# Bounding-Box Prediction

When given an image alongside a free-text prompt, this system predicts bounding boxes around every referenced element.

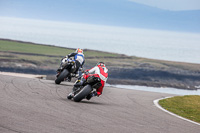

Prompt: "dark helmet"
[97,62,108,72]
[96,62,105,67]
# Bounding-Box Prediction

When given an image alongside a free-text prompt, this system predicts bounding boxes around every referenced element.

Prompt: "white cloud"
[128,0,200,11]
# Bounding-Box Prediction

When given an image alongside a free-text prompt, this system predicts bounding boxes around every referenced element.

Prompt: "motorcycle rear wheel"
[55,69,69,84]
[73,85,92,102]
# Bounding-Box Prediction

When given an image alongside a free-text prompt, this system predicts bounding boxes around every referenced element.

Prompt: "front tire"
[55,69,69,84]
[73,85,92,102]
[67,93,73,99]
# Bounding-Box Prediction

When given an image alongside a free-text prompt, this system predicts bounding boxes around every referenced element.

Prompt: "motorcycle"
[67,75,102,102]
[55,58,77,84]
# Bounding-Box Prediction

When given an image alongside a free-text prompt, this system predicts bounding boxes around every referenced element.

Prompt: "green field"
[1,39,200,90]
[0,39,121,68]
[159,95,200,123]
[1,39,200,69]
[0,39,120,57]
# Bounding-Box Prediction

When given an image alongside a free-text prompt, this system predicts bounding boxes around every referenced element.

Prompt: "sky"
[0,0,199,63]
[0,0,200,32]
[128,0,200,11]
[1,0,200,12]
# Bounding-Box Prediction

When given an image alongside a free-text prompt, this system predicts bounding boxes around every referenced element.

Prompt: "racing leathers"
[83,65,108,96]
[67,52,85,75]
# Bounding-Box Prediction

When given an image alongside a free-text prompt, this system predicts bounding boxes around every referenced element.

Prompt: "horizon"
[0,17,199,64]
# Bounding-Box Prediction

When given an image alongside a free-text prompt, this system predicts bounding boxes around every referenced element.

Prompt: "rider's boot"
[74,69,81,78]
[75,71,79,78]
[67,76,71,82]
[86,91,97,100]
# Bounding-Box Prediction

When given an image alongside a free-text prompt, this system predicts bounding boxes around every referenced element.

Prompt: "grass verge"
[0,39,120,68]
[159,95,200,123]
[0,39,119,57]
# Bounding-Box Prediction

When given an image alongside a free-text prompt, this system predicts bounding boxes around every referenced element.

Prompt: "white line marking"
[153,97,200,126]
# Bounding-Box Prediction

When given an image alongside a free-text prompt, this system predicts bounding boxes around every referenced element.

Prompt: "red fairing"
[97,80,105,96]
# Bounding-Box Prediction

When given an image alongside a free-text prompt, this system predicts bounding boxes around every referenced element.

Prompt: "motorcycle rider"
[68,62,108,100]
[57,48,85,78]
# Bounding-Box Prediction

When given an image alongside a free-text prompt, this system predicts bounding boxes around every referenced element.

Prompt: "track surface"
[0,74,199,133]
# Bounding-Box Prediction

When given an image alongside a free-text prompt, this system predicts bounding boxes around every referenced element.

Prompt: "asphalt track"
[0,74,199,133]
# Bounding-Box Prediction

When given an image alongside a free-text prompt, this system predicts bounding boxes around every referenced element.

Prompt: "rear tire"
[73,85,92,102]
[55,69,69,84]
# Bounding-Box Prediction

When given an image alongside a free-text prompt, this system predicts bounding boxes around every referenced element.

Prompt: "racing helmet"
[75,48,83,54]
[96,62,105,67]
[97,62,108,73]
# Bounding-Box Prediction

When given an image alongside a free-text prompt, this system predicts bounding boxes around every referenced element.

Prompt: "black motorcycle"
[55,58,77,84]
[67,75,102,102]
